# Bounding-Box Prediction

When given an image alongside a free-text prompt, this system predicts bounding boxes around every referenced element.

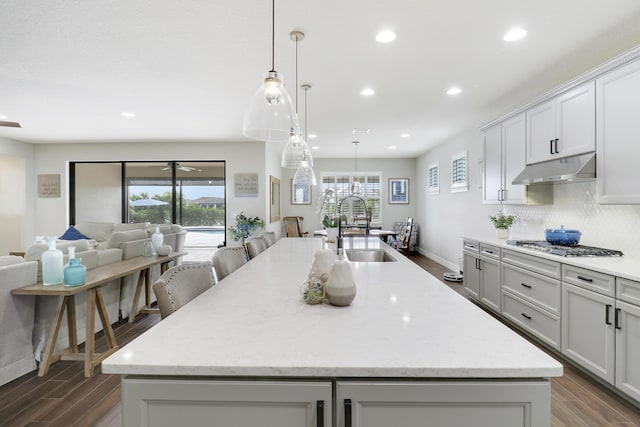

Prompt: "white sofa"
[0,256,38,386]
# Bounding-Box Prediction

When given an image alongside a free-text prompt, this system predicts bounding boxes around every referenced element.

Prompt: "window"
[321,173,382,225]
[451,151,468,192]
[428,163,439,193]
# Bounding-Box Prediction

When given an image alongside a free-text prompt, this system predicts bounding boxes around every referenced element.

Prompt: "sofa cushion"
[106,229,148,249]
[59,225,90,241]
[0,255,25,267]
[113,223,148,232]
[74,222,115,242]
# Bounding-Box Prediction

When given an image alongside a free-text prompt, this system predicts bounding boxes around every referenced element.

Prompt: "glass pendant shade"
[281,130,305,168]
[351,178,362,195]
[243,71,299,142]
[293,156,317,187]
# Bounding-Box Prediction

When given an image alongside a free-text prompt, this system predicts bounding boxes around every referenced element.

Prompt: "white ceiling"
[2,0,640,158]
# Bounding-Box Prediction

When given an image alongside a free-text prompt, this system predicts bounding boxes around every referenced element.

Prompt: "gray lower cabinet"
[121,378,331,427]
[335,381,551,427]
[615,298,640,401]
[479,245,501,313]
[462,240,480,300]
[121,377,553,427]
[561,282,615,383]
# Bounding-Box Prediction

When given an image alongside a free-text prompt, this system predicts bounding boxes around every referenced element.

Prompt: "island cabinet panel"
[121,378,332,427]
[336,381,551,427]
[615,300,640,402]
[462,240,480,300]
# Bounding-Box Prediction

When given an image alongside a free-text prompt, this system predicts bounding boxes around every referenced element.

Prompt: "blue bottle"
[64,258,87,287]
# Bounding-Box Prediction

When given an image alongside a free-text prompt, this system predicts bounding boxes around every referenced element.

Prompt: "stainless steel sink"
[345,249,397,262]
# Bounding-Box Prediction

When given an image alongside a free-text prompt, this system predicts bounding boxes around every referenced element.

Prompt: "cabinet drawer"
[562,265,615,297]
[502,263,561,315]
[480,243,500,260]
[617,277,640,306]
[463,239,479,254]
[502,291,561,350]
[501,249,561,279]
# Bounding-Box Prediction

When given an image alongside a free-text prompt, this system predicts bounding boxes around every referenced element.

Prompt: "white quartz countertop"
[464,235,640,282]
[103,237,562,378]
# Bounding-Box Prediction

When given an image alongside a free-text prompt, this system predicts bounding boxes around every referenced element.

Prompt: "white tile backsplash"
[504,181,640,258]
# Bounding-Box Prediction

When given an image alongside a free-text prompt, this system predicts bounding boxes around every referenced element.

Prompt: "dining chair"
[152,261,215,319]
[245,236,268,260]
[211,246,248,282]
[260,231,278,247]
[282,216,308,237]
[397,217,414,256]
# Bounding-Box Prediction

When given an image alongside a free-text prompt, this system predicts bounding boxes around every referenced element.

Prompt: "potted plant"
[488,211,517,239]
[229,212,265,243]
[322,214,340,243]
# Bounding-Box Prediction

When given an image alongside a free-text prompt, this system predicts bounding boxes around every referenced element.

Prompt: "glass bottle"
[151,226,164,256]
[42,237,63,286]
[64,258,87,287]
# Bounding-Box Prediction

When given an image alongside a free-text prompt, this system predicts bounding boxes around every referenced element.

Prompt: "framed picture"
[389,178,409,204]
[291,179,311,205]
[270,176,280,223]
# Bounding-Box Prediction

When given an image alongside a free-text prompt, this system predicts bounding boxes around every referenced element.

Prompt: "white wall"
[282,157,417,234]
[0,138,36,251]
[30,140,266,245]
[75,163,122,223]
[263,142,284,238]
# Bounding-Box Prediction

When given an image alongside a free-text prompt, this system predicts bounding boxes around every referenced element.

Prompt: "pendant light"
[350,141,362,195]
[242,0,298,142]
[293,84,317,186]
[281,30,308,168]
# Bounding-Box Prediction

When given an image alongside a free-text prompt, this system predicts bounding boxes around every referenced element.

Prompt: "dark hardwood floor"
[1,253,638,426]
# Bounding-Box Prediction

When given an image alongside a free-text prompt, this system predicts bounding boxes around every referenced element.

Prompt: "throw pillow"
[59,226,90,241]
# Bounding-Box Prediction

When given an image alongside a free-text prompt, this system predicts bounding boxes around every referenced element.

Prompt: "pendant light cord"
[270,0,275,72]
[295,36,299,114]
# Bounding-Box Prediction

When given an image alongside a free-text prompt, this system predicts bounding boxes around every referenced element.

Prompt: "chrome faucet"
[336,195,370,254]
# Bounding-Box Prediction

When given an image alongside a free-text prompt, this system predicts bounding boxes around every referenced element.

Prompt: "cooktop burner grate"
[506,240,624,257]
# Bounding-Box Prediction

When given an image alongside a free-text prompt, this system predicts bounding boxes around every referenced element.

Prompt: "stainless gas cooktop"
[506,240,624,257]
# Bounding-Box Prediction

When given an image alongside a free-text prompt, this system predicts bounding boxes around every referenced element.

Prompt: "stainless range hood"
[512,152,596,185]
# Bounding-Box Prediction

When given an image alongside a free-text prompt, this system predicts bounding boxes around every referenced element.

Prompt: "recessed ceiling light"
[360,88,375,96]
[376,30,396,43]
[400,133,410,138]
[352,128,371,134]
[121,111,136,118]
[311,146,319,150]
[308,133,318,139]
[0,115,7,120]
[447,87,463,95]
[503,28,527,42]
[389,145,397,150]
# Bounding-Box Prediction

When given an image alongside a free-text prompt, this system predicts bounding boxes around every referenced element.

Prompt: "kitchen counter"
[103,237,561,378]
[463,235,640,282]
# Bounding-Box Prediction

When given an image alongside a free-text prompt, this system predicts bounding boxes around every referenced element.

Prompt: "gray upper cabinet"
[596,59,640,204]
[483,114,551,205]
[526,82,595,165]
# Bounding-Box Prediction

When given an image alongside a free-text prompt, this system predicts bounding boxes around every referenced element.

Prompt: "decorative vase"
[156,244,172,256]
[42,237,63,286]
[66,246,76,266]
[151,226,164,255]
[496,228,510,239]
[64,258,87,287]
[326,227,338,243]
[143,240,154,257]
[325,250,357,306]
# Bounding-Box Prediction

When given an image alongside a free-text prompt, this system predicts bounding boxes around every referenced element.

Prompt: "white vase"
[495,228,510,239]
[325,251,356,306]
[326,227,338,243]
[42,237,64,285]
[151,226,164,255]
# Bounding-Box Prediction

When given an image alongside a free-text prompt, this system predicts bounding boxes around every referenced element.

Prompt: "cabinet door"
[480,256,501,313]
[596,59,640,204]
[526,99,556,164]
[501,113,527,204]
[336,381,551,427]
[615,300,640,402]
[121,378,332,427]
[483,124,503,204]
[562,283,615,383]
[463,252,480,300]
[555,82,596,159]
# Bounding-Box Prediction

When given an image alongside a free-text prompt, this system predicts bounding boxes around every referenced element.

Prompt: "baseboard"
[416,246,459,272]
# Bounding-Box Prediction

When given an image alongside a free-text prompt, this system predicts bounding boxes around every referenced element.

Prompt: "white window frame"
[451,151,469,193]
[320,172,382,226]
[428,163,439,194]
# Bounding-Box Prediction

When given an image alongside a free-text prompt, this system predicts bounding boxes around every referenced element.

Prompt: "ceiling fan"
[156,162,201,172]
[0,120,21,128]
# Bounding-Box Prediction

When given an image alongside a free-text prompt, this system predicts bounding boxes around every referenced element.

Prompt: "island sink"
[345,248,397,262]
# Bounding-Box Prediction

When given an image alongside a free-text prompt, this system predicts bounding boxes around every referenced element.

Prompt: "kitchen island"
[103,237,562,426]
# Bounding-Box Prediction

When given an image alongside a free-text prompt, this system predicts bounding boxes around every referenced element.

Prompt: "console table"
[12,252,185,377]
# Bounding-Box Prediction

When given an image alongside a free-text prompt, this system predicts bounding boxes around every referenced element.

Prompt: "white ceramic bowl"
[156,245,172,256]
